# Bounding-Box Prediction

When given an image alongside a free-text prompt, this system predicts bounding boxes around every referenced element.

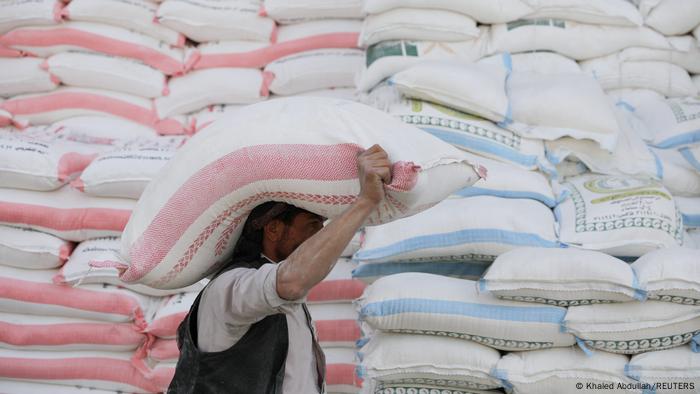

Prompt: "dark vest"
[167,258,325,394]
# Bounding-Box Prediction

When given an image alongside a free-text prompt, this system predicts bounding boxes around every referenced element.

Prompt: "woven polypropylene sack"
[119,97,481,289]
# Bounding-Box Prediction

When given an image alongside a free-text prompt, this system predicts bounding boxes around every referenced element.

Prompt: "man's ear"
[263,219,284,242]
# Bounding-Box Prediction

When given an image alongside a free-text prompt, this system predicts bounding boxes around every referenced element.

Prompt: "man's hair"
[223,202,310,270]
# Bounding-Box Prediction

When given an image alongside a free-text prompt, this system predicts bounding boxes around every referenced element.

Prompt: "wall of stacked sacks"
[0,0,699,393]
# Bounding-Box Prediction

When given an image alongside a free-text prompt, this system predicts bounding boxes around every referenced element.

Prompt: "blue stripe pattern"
[420,126,539,168]
[454,187,557,207]
[649,148,664,180]
[353,229,562,262]
[498,52,514,128]
[352,260,490,279]
[680,147,700,172]
[361,298,567,324]
[653,130,700,149]
[682,213,700,228]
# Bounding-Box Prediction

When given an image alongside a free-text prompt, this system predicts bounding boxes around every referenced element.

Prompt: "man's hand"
[357,144,392,206]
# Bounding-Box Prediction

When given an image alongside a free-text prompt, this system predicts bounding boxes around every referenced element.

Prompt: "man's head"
[238,202,324,263]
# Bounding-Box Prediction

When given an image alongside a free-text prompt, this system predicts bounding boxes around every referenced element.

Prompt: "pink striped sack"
[192,19,361,69]
[117,97,483,289]
[63,0,185,47]
[0,58,57,98]
[1,87,188,134]
[0,100,11,127]
[0,312,147,352]
[0,0,62,35]
[308,303,361,348]
[324,347,363,393]
[147,338,179,363]
[0,22,186,75]
[0,185,134,242]
[146,292,198,339]
[308,258,365,303]
[0,349,162,393]
[0,380,120,394]
[0,225,73,270]
[0,127,109,191]
[0,265,155,325]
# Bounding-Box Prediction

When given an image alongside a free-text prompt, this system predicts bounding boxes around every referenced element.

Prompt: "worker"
[168,144,392,393]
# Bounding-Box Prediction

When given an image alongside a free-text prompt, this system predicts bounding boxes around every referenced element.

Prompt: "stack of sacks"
[480,246,700,391]
[170,0,367,133]
[0,0,192,135]
[308,259,365,394]
[138,291,200,391]
[355,0,532,91]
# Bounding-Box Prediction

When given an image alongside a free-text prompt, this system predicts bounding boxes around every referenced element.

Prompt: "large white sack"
[354,196,560,264]
[606,89,662,142]
[626,346,700,392]
[507,72,620,151]
[479,51,582,75]
[263,0,364,23]
[358,332,502,393]
[155,68,268,118]
[0,128,109,191]
[120,97,481,289]
[555,175,683,257]
[480,247,645,306]
[489,19,670,61]
[522,0,643,26]
[146,291,198,339]
[57,237,208,297]
[640,0,700,36]
[634,96,700,149]
[0,349,162,393]
[64,0,184,47]
[390,57,510,123]
[156,0,276,43]
[544,105,660,179]
[359,8,480,48]
[0,225,72,270]
[0,380,119,394]
[0,312,146,352]
[494,347,635,394]
[564,301,700,354]
[357,36,489,92]
[676,196,700,229]
[0,185,134,242]
[362,0,533,24]
[193,19,361,70]
[0,0,61,35]
[619,36,700,74]
[1,87,188,135]
[265,48,364,95]
[359,273,576,351]
[75,136,185,199]
[580,55,698,98]
[54,116,160,141]
[0,22,186,75]
[46,52,168,99]
[387,98,547,171]
[452,155,558,207]
[0,58,57,98]
[0,265,155,324]
[652,148,700,197]
[631,247,700,306]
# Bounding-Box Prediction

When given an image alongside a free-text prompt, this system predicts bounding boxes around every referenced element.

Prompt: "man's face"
[274,212,325,260]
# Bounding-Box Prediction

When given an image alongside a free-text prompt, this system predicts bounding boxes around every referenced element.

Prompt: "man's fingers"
[375,167,392,184]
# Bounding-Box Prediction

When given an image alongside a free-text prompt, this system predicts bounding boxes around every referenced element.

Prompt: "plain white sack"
[631,247,700,306]
[0,58,56,98]
[0,225,72,270]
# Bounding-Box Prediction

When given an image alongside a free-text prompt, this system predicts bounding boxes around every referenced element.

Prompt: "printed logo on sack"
[583,177,670,204]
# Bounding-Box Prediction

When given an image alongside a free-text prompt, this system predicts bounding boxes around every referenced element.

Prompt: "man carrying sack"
[168,145,392,393]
